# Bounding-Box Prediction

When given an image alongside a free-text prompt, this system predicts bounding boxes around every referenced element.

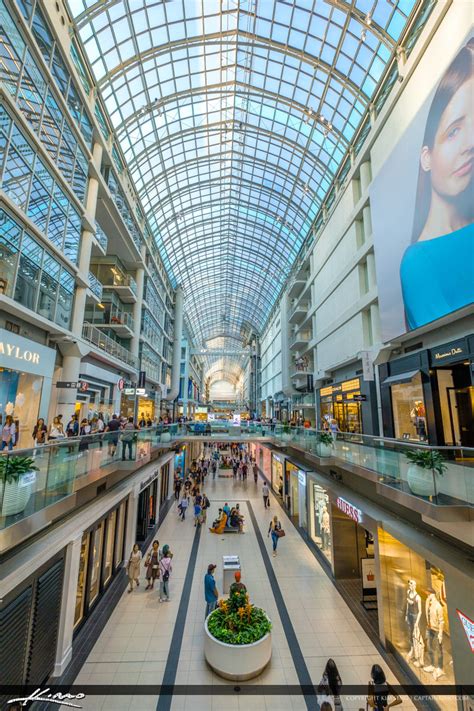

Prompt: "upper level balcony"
[289,330,312,351]
[288,277,307,299]
[1,425,470,555]
[92,223,108,255]
[82,322,138,369]
[289,301,309,324]
[90,258,138,303]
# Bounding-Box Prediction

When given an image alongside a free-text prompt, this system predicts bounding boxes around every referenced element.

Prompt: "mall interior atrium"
[0,0,473,710]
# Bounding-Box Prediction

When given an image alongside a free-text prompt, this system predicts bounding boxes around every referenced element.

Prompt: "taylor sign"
[336,496,362,524]
[0,341,40,364]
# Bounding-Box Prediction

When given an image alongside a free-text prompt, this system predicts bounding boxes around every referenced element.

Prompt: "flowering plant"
[207,590,271,645]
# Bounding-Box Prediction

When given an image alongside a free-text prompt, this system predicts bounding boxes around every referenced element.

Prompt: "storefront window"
[103,509,117,585]
[0,368,43,447]
[271,454,283,496]
[391,373,427,441]
[379,529,453,687]
[311,483,332,563]
[74,532,90,628]
[88,521,104,605]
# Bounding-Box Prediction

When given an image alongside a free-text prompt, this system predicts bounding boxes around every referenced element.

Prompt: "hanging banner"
[457,609,474,652]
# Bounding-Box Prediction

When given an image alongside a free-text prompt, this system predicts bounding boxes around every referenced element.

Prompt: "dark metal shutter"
[25,559,64,684]
[0,587,32,683]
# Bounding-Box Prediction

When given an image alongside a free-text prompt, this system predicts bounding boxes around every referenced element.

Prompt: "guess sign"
[336,496,362,523]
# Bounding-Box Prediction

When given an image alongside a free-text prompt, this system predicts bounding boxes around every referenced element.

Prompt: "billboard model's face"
[423,77,473,200]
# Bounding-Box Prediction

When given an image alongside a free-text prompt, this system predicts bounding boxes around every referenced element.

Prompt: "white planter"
[160,432,171,443]
[204,615,272,680]
[317,442,333,457]
[407,464,436,497]
[0,471,35,516]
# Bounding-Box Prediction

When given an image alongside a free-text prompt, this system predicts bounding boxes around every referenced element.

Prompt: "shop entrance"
[436,363,474,447]
[331,503,379,635]
[136,479,158,541]
[333,399,362,433]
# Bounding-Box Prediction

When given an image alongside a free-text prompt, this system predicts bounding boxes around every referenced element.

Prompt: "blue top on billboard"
[371,37,474,342]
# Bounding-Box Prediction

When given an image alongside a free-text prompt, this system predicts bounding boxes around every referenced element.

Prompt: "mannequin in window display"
[405,580,424,667]
[410,401,427,440]
[321,506,330,551]
[423,590,445,680]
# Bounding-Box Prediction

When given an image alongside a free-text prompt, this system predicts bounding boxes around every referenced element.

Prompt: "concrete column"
[125,484,141,554]
[167,287,184,401]
[370,303,381,344]
[55,342,90,419]
[281,294,296,398]
[71,229,94,337]
[362,205,372,240]
[360,161,372,193]
[366,252,377,289]
[132,264,145,358]
[54,533,82,675]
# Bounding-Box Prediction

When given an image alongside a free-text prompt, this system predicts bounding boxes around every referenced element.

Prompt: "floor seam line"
[156,521,202,711]
[246,500,316,711]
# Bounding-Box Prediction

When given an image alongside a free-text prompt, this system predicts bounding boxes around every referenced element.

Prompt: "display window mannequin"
[405,580,424,667]
[423,590,445,679]
[321,506,330,551]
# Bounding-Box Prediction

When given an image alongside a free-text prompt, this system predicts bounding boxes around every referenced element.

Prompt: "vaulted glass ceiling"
[69,0,417,348]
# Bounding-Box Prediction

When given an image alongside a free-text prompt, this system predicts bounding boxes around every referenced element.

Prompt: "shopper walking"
[32,418,47,446]
[105,414,121,456]
[204,563,218,618]
[127,543,141,592]
[253,462,258,483]
[159,550,172,602]
[366,664,401,710]
[178,493,188,520]
[201,492,210,523]
[268,515,284,557]
[145,540,160,590]
[1,415,16,451]
[318,659,343,711]
[262,481,270,508]
[121,416,136,460]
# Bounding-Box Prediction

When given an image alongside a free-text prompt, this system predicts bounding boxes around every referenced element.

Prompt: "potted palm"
[204,589,272,680]
[317,431,334,457]
[405,449,447,497]
[281,423,292,441]
[0,455,38,516]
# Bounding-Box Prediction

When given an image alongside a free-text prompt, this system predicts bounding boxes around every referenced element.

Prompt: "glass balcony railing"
[1,424,471,539]
[93,224,108,253]
[88,271,103,301]
[82,322,139,368]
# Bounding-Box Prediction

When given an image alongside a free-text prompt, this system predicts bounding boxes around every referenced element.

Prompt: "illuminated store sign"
[336,496,362,524]
[433,347,463,360]
[0,342,40,364]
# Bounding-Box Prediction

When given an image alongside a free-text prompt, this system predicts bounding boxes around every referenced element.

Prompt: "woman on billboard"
[400,39,473,330]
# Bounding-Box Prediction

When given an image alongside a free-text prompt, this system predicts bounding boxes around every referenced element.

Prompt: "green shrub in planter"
[405,449,447,476]
[207,590,272,646]
[318,432,334,446]
[0,456,38,483]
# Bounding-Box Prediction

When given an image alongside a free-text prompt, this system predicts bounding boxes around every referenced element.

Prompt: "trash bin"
[222,555,241,594]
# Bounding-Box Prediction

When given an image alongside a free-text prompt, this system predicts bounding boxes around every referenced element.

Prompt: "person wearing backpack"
[366,664,401,710]
[159,550,172,602]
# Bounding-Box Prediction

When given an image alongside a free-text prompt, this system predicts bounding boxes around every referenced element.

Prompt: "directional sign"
[457,609,474,652]
[56,381,77,389]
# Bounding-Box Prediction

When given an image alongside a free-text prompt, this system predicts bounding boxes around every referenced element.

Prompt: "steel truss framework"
[68,0,418,381]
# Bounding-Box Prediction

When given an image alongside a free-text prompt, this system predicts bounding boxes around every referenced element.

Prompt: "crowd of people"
[0,410,175,452]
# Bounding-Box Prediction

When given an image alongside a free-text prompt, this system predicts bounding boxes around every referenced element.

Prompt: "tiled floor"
[68,455,415,711]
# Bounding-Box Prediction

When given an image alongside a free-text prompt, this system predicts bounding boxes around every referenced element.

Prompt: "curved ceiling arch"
[69,0,418,360]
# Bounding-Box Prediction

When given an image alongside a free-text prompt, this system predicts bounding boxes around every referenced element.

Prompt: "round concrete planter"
[160,432,171,443]
[407,464,436,497]
[317,442,333,458]
[204,614,272,680]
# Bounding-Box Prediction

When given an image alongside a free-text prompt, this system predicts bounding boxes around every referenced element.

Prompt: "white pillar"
[55,344,88,420]
[167,286,184,401]
[125,485,141,554]
[54,533,82,675]
[366,252,377,289]
[362,205,372,240]
[132,246,146,358]
[360,161,372,193]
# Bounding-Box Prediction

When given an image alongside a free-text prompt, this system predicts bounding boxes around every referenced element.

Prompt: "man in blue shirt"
[204,563,218,618]
[223,502,231,518]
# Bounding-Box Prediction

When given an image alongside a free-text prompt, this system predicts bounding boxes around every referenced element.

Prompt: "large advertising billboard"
[371,37,473,343]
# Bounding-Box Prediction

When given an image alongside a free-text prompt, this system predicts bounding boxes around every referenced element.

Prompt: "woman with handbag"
[1,415,16,451]
[127,543,141,593]
[268,515,285,557]
[366,664,401,710]
[145,540,160,590]
[318,658,343,711]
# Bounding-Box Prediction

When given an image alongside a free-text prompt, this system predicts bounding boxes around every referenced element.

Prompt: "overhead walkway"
[1,424,471,554]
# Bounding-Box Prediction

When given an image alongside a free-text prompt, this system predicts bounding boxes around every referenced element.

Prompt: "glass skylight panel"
[68,0,418,346]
